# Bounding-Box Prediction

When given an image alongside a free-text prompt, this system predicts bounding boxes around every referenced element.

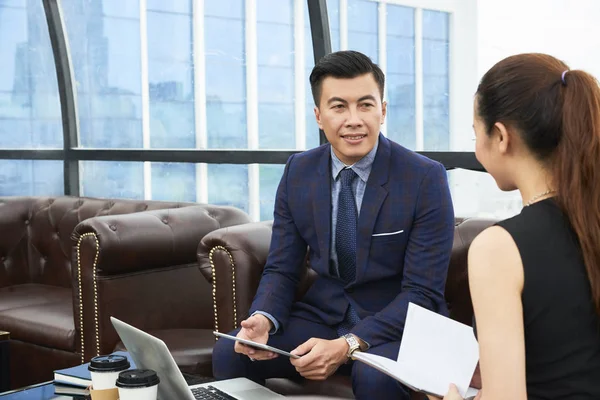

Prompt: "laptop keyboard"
[191,385,239,400]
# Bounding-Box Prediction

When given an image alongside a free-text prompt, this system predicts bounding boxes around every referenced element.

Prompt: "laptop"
[110,317,285,400]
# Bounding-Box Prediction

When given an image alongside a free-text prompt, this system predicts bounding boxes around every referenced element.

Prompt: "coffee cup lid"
[116,369,160,388]
[88,354,130,372]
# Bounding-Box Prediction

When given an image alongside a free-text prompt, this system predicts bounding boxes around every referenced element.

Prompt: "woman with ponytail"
[434,53,600,400]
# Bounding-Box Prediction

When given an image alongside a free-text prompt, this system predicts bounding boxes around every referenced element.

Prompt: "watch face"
[344,335,360,356]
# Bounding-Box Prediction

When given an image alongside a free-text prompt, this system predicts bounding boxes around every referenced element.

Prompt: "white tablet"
[213,331,301,359]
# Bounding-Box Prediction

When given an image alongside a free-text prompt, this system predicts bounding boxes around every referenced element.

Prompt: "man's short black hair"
[309,50,385,106]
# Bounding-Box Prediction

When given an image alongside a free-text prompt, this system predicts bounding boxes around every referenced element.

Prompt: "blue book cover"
[53,351,136,387]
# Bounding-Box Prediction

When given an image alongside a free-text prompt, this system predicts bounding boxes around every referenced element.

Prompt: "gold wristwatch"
[342,333,361,358]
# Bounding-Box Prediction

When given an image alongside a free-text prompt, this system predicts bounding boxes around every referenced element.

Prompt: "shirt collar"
[330,136,379,183]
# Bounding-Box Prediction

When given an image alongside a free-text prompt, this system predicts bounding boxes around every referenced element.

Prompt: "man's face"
[314,73,386,165]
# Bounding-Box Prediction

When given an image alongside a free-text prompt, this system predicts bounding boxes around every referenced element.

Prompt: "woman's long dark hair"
[477,53,600,314]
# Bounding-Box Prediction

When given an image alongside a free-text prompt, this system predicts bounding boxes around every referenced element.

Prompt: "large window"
[0,0,64,195]
[4,0,549,221]
[205,0,246,149]
[257,0,295,149]
[58,0,324,220]
[338,0,467,152]
[63,0,143,149]
[385,4,416,148]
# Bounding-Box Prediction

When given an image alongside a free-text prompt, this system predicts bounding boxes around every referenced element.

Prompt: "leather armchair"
[0,196,250,389]
[198,218,497,399]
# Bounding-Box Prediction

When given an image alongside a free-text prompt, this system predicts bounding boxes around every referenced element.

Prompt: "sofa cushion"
[266,375,426,399]
[266,376,354,398]
[113,329,214,377]
[0,284,74,351]
[0,283,70,312]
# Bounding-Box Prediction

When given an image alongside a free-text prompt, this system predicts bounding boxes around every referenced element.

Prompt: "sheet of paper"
[352,351,479,398]
[396,302,479,397]
[352,352,419,392]
[465,387,480,398]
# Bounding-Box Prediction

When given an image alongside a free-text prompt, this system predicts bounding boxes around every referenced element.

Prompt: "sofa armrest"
[72,205,250,362]
[197,221,274,334]
[197,220,315,334]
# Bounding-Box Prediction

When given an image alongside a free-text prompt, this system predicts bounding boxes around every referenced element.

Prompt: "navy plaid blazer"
[249,134,455,348]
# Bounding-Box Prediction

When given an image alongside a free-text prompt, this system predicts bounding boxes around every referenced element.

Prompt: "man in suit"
[212,50,455,399]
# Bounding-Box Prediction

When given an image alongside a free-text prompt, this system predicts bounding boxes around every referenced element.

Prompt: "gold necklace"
[524,189,556,207]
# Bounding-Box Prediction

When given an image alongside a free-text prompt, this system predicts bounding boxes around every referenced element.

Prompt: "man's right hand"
[234,314,278,361]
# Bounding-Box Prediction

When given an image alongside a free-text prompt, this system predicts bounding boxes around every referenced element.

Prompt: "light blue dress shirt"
[255,138,379,334]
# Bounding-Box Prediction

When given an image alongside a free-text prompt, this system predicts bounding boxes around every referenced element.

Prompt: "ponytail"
[554,70,600,314]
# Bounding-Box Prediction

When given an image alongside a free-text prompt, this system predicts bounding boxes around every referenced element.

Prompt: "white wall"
[478,0,600,77]
[453,0,600,219]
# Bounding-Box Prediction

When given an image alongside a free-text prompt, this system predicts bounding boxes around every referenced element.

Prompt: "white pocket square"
[372,230,404,237]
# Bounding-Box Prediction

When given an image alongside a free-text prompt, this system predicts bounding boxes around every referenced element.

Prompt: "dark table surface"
[0,331,9,393]
[0,382,80,399]
[0,372,214,399]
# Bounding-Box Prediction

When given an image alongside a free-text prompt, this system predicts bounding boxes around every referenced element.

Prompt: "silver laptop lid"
[110,317,195,400]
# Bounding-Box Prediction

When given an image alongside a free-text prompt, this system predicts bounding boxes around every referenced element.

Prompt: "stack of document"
[352,303,480,398]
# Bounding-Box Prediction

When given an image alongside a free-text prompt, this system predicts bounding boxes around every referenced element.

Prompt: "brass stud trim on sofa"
[76,232,100,364]
[209,245,237,336]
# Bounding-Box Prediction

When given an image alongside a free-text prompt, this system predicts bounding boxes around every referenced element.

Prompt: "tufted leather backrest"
[445,218,497,325]
[0,197,37,288]
[0,196,210,289]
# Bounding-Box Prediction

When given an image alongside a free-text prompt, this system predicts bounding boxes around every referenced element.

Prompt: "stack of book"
[53,351,135,397]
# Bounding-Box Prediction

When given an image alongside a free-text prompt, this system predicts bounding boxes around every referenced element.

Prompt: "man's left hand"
[290,337,349,380]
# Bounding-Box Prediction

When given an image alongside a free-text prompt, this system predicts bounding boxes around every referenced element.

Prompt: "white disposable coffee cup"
[88,354,131,390]
[116,369,160,400]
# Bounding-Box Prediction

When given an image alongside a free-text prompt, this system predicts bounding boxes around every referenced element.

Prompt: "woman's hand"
[427,384,482,400]
[443,385,464,399]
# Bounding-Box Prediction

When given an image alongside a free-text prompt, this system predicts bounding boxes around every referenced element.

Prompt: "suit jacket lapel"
[354,135,390,284]
[312,146,332,269]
